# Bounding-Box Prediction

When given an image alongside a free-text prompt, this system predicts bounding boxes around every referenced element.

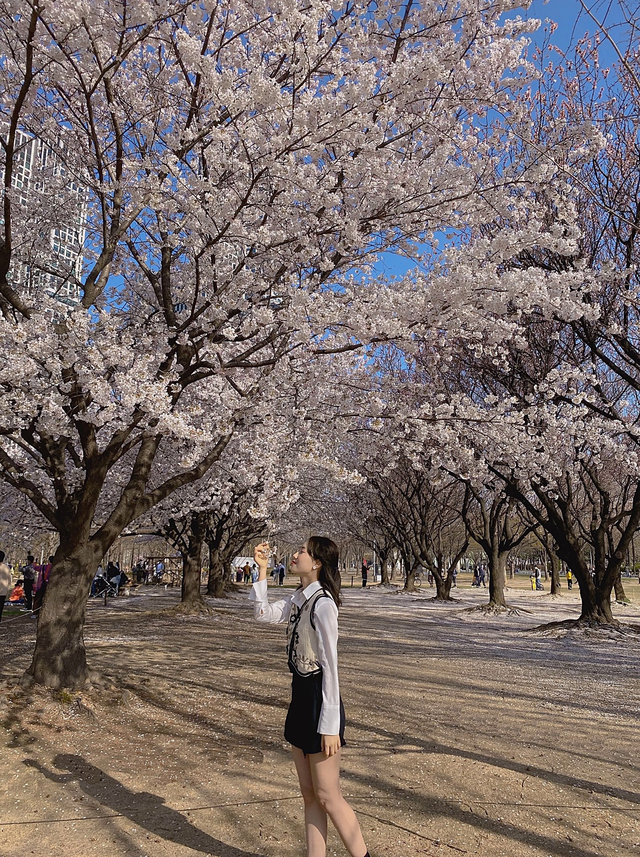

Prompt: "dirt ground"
[1,578,639,857]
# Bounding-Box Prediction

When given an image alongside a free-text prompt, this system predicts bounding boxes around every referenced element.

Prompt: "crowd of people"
[0,552,54,622]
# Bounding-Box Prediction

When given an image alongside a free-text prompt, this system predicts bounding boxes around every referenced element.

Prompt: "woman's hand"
[321,735,341,758]
[254,542,269,577]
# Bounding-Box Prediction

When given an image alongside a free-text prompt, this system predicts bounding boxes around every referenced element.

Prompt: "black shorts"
[284,670,346,757]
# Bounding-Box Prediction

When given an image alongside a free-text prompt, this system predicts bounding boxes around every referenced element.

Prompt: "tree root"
[162,601,218,618]
[528,617,640,637]
[462,603,531,617]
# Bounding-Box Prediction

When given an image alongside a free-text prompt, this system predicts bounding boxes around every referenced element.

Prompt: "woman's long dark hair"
[307,535,342,608]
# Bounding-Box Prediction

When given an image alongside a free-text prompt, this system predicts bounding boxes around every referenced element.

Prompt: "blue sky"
[372,0,630,281]
[523,0,629,55]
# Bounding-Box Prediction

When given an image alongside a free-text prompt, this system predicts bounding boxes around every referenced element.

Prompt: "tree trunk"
[578,587,616,623]
[222,559,238,592]
[542,541,562,595]
[404,560,419,592]
[433,571,453,601]
[24,541,101,689]
[181,521,205,609]
[549,552,561,595]
[613,568,629,603]
[487,548,508,609]
[558,548,616,625]
[207,544,226,597]
[379,552,390,585]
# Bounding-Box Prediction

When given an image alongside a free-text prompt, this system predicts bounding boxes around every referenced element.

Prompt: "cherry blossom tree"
[0,0,564,686]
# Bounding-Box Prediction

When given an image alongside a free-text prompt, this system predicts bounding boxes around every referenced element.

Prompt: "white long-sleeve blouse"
[248,578,341,736]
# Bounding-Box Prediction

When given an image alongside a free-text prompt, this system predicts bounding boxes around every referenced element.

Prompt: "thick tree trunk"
[579,587,616,623]
[548,550,561,595]
[24,541,101,689]
[177,511,208,610]
[181,524,205,609]
[404,560,419,592]
[433,571,453,601]
[554,541,616,624]
[487,548,508,609]
[207,544,226,597]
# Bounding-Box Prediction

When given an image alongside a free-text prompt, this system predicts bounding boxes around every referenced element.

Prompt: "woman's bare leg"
[292,746,327,857]
[309,748,368,857]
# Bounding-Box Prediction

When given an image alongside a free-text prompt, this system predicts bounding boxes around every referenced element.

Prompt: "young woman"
[250,536,371,857]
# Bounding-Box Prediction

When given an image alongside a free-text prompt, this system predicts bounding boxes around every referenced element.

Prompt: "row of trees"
[2,0,640,688]
[300,10,640,624]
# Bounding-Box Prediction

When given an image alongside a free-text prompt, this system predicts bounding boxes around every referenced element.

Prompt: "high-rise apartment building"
[4,128,87,307]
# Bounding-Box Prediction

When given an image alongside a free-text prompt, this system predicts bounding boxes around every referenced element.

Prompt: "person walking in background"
[21,555,36,611]
[0,551,12,623]
[279,562,286,586]
[361,559,368,588]
[566,569,573,591]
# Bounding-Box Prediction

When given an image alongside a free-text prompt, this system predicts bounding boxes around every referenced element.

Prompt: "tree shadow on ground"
[24,754,262,857]
[346,718,640,807]
[111,666,640,810]
[344,764,614,857]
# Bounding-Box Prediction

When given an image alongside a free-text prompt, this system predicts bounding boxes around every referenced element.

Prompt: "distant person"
[107,561,121,595]
[452,568,457,588]
[109,571,122,595]
[566,569,573,591]
[278,563,286,586]
[472,568,479,587]
[0,551,12,622]
[534,567,544,591]
[361,560,368,588]
[32,555,53,615]
[9,580,25,604]
[243,562,252,584]
[478,565,486,588]
[21,555,37,611]
[92,564,105,596]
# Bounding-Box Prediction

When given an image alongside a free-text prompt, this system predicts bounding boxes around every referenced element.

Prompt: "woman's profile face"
[289,542,315,576]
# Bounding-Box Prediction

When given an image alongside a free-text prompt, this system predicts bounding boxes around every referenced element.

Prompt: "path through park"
[1,584,639,857]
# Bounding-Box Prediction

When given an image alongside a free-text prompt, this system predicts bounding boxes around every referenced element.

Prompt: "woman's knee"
[314,787,344,814]
[300,783,319,805]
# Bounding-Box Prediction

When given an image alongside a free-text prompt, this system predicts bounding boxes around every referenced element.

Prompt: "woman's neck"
[298,572,319,590]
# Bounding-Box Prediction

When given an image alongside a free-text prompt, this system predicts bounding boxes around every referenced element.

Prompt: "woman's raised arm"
[248,541,293,624]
